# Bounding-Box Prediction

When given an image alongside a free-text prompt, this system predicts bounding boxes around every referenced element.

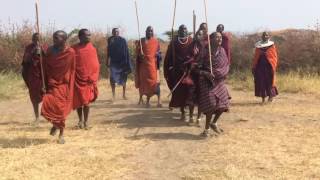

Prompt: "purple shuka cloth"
[197,46,230,115]
[254,47,278,98]
[164,36,196,108]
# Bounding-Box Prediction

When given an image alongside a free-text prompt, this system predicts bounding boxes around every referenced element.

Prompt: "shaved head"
[112,28,120,36]
[146,26,154,39]
[53,30,67,48]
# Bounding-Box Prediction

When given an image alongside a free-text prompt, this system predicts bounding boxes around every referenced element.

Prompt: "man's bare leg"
[32,102,40,124]
[262,97,265,103]
[50,125,57,136]
[138,94,144,105]
[157,95,162,107]
[111,82,116,101]
[76,107,84,129]
[146,96,151,108]
[201,113,213,137]
[189,105,194,123]
[58,127,65,144]
[180,107,186,121]
[83,105,90,130]
[196,110,202,125]
[123,83,127,100]
[210,111,224,134]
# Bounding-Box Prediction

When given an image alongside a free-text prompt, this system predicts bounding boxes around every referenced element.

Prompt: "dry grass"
[229,71,320,96]
[0,77,320,179]
[0,71,25,100]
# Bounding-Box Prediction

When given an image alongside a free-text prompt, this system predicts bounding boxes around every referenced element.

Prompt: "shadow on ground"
[127,132,205,141]
[0,137,49,148]
[100,109,189,129]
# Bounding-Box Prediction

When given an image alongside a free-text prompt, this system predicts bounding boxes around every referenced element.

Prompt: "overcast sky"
[1,0,319,39]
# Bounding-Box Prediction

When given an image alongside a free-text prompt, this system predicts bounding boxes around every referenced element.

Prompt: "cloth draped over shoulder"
[41,46,76,129]
[196,46,230,114]
[22,43,47,104]
[135,37,160,96]
[72,42,100,109]
[252,42,278,87]
[107,36,132,85]
[164,36,196,107]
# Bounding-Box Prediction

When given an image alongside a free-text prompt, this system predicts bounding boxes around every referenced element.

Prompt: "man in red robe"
[135,26,162,108]
[41,30,76,144]
[73,29,100,129]
[22,33,46,124]
[216,24,231,64]
[164,25,196,121]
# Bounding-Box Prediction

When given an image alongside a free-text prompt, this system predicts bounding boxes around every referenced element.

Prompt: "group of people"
[22,29,99,144]
[21,23,279,143]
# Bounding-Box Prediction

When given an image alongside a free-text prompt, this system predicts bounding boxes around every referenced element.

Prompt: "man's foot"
[57,136,65,144]
[123,96,128,100]
[50,127,57,136]
[78,121,84,129]
[31,118,40,126]
[210,123,223,134]
[200,129,210,138]
[268,97,273,102]
[83,123,91,130]
[157,103,163,108]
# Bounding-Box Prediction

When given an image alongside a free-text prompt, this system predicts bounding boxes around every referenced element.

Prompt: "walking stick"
[193,10,196,38]
[134,1,144,56]
[167,72,186,98]
[35,0,46,91]
[171,0,177,64]
[203,0,213,75]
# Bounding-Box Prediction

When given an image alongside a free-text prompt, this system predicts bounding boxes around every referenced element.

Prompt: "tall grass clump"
[0,71,25,100]
[228,71,320,96]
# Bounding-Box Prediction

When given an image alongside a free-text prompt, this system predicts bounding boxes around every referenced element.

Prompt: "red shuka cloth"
[252,44,278,87]
[22,43,47,104]
[222,33,231,64]
[41,47,76,128]
[72,43,100,109]
[135,37,159,96]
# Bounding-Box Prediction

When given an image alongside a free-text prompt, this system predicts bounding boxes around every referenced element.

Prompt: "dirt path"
[1,80,320,179]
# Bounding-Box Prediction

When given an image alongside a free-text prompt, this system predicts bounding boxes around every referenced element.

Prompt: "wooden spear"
[193,10,196,38]
[134,1,144,56]
[203,0,213,75]
[35,0,46,91]
[171,0,177,64]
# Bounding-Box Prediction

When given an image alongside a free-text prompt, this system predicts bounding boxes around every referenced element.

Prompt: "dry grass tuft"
[228,71,320,96]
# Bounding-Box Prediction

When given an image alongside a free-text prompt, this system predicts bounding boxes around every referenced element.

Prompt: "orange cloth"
[41,47,76,128]
[72,43,100,109]
[135,37,159,96]
[252,45,278,86]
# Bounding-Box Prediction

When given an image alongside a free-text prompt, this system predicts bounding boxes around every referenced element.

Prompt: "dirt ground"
[1,80,320,180]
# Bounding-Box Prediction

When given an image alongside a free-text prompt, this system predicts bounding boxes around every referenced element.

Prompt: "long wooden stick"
[171,0,177,64]
[193,10,196,38]
[167,72,186,98]
[134,1,144,56]
[35,1,46,91]
[203,0,213,75]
